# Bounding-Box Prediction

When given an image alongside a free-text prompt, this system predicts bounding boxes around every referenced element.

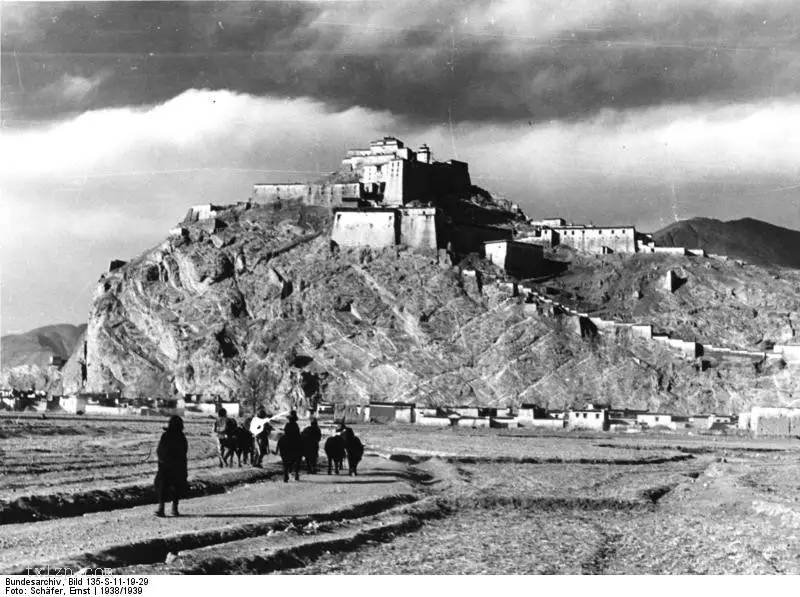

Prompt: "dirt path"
[0,456,415,574]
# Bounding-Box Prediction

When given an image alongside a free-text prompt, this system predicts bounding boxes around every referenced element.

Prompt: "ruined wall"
[399,208,439,251]
[553,226,637,254]
[330,209,398,248]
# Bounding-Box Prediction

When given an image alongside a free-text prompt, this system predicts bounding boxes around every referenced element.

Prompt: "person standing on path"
[154,415,189,518]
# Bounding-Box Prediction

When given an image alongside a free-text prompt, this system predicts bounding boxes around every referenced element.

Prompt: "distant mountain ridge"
[1,324,87,370]
[653,217,800,269]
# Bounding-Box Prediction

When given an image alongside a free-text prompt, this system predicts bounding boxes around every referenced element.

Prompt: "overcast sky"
[3,0,800,334]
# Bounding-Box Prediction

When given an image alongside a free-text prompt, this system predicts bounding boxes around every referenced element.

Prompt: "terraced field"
[2,415,799,574]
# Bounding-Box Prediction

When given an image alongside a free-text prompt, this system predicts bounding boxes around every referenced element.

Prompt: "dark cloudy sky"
[3,1,800,334]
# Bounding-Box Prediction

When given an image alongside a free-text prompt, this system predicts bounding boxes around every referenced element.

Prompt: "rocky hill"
[653,217,800,269]
[56,198,800,415]
[1,324,86,369]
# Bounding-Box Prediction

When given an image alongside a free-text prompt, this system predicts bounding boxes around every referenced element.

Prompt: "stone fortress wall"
[471,270,800,366]
[399,207,439,251]
[330,209,398,248]
[251,182,362,206]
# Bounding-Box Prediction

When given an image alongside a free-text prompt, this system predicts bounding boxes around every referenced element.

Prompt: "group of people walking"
[152,408,364,517]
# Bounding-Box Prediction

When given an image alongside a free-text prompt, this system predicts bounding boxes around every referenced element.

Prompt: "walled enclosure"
[484,240,545,279]
[552,226,637,254]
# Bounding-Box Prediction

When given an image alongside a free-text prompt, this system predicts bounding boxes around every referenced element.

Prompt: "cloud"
[4,1,800,126]
[39,71,110,104]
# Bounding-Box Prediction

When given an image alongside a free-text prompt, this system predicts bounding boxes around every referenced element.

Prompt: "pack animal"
[324,434,346,475]
[300,420,322,474]
[341,427,364,476]
[231,423,255,467]
[216,416,240,467]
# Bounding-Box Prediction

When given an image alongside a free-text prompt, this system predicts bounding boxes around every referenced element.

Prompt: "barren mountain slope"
[1,324,87,369]
[653,217,800,269]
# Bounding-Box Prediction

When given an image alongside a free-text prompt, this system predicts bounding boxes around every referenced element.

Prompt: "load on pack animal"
[249,409,273,468]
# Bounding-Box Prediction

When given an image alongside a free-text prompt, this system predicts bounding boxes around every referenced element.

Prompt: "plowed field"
[2,415,799,574]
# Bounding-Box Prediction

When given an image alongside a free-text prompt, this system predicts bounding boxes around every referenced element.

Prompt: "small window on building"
[583,412,587,418]
[655,416,659,422]
[595,413,600,419]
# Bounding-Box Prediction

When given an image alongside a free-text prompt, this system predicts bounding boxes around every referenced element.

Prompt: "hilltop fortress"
[238,137,702,278]
[252,136,471,207]
[179,136,713,281]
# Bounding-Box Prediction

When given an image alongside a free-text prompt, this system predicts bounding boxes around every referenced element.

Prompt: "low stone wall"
[517,418,565,429]
[417,415,453,427]
[456,417,491,428]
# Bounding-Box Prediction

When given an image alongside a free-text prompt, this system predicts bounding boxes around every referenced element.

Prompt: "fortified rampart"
[477,274,800,368]
[330,207,442,251]
[330,209,398,249]
[399,207,439,251]
[252,182,362,206]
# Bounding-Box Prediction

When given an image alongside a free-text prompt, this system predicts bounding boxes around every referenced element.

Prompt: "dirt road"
[0,456,416,574]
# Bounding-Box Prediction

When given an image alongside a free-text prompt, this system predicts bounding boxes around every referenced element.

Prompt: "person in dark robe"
[300,418,322,473]
[277,418,303,482]
[154,415,188,517]
[283,409,300,436]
